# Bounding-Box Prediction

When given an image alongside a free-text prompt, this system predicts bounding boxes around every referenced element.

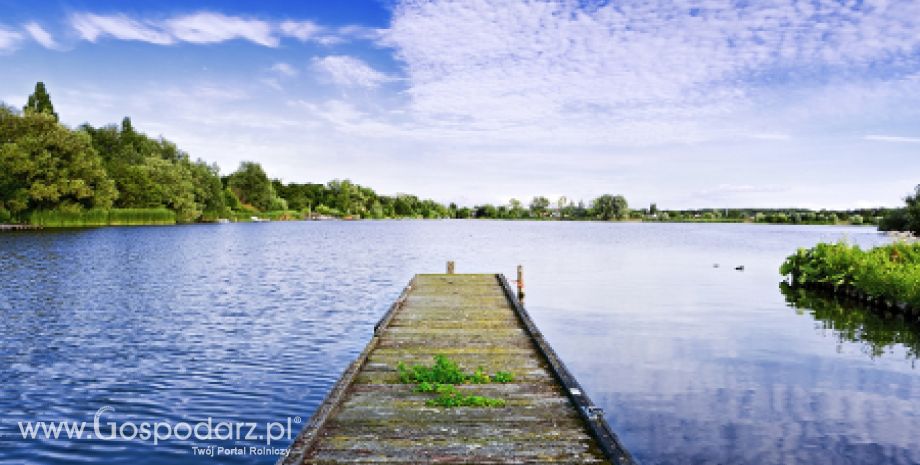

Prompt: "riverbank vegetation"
[780,241,920,318]
[0,82,905,227]
[878,185,920,234]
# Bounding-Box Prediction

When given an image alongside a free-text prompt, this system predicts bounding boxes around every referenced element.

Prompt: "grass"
[29,208,175,227]
[780,241,920,314]
[396,355,514,408]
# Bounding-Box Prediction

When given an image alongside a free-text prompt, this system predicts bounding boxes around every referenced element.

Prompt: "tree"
[529,196,550,217]
[591,194,629,220]
[228,161,274,211]
[904,185,920,234]
[23,82,58,121]
[649,203,658,215]
[0,111,115,216]
[508,198,525,218]
[556,196,568,217]
[475,204,497,218]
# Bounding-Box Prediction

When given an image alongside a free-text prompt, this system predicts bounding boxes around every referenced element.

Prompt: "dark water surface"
[0,221,917,464]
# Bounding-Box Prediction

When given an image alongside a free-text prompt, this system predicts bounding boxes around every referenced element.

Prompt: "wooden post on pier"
[447,261,455,274]
[517,265,525,301]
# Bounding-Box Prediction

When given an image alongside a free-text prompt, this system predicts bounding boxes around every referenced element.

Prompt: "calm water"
[0,221,917,465]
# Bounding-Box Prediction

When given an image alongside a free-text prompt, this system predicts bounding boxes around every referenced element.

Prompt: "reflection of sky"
[520,223,918,465]
[1,222,916,465]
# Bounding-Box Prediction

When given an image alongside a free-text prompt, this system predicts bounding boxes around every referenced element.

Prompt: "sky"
[1,0,919,209]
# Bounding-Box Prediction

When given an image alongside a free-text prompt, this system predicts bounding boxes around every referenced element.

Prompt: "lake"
[1,221,917,465]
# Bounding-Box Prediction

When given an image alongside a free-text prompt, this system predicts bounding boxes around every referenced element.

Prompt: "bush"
[314,204,343,217]
[781,241,920,311]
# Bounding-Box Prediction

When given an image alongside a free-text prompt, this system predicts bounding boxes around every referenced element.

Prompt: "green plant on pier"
[396,354,515,408]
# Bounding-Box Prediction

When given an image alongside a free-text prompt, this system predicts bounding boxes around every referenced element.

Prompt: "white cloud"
[71,13,173,45]
[65,13,379,48]
[166,12,276,47]
[382,0,920,145]
[312,55,392,88]
[0,26,24,52]
[23,22,59,49]
[71,12,276,47]
[864,134,920,144]
[279,20,320,41]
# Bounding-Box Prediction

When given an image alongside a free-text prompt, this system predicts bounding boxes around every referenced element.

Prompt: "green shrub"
[781,241,920,311]
[314,204,343,217]
[263,210,302,221]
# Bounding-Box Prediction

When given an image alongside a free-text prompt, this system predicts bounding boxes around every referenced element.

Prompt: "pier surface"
[283,273,633,464]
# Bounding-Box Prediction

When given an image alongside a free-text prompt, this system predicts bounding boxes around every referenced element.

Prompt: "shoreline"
[0,217,886,231]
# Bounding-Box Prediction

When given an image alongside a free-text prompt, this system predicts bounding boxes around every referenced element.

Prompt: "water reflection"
[1,222,917,465]
[780,283,920,363]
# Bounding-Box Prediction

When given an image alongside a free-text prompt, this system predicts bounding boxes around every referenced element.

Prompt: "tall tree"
[529,196,550,217]
[592,194,629,220]
[23,82,58,121]
[0,111,115,216]
[228,161,274,211]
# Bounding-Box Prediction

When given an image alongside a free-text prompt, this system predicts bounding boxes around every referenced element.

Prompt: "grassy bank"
[780,241,920,316]
[29,208,176,227]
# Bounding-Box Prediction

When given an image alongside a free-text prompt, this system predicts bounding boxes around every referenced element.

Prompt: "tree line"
[0,83,637,224]
[878,185,920,234]
[1,82,913,227]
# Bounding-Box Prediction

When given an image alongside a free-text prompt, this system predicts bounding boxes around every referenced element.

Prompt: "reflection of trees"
[780,283,920,361]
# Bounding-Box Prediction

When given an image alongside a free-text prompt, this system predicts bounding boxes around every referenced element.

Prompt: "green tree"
[475,204,497,218]
[904,185,920,234]
[23,82,58,121]
[508,198,525,218]
[591,194,629,220]
[0,111,115,216]
[228,161,274,211]
[529,196,550,217]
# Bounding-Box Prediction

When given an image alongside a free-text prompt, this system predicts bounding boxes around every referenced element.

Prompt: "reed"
[29,208,176,227]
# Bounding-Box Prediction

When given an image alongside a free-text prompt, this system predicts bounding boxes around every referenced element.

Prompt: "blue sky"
[1,0,919,209]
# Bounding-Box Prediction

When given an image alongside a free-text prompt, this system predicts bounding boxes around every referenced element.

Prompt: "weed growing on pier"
[396,355,514,408]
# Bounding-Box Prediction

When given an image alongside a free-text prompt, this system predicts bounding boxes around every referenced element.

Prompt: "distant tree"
[394,193,419,217]
[529,196,550,217]
[556,196,568,217]
[475,204,497,218]
[591,194,629,220]
[649,203,658,215]
[23,82,58,121]
[228,161,274,211]
[508,198,525,218]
